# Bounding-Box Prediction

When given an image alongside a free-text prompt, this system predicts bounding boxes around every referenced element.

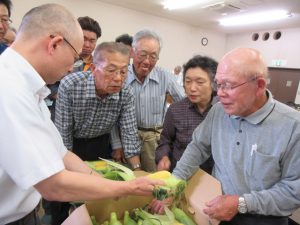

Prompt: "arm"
[55,80,74,149]
[34,168,163,202]
[110,125,126,163]
[119,89,142,169]
[34,150,162,201]
[156,106,176,171]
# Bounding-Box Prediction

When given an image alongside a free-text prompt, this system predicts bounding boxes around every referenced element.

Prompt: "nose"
[217,87,226,97]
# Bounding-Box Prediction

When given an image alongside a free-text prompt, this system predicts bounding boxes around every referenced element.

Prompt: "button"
[236,142,240,145]
[239,130,242,133]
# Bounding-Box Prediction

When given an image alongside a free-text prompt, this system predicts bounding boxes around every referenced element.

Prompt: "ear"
[90,63,96,73]
[48,36,64,55]
[256,77,267,96]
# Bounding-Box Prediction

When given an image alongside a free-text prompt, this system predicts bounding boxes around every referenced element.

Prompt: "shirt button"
[239,130,242,133]
[236,142,240,145]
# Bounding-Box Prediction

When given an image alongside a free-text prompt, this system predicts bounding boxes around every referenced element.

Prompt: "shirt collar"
[127,64,159,85]
[231,90,275,124]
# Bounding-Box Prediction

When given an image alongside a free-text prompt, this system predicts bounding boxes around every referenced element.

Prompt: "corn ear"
[147,171,172,180]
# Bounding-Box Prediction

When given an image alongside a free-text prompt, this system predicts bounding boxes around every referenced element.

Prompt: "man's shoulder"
[60,71,91,87]
[274,100,300,122]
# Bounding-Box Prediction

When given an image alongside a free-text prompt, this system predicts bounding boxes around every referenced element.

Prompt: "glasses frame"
[215,76,258,92]
[49,35,83,68]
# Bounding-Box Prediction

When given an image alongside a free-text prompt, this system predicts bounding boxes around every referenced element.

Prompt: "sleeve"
[166,71,185,102]
[110,124,122,149]
[155,105,176,163]
[119,89,141,158]
[55,79,74,150]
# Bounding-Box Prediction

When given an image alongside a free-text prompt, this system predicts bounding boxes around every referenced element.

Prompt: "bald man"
[0,4,162,225]
[168,48,300,225]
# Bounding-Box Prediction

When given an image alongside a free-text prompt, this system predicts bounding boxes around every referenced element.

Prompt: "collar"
[231,90,275,124]
[127,64,160,85]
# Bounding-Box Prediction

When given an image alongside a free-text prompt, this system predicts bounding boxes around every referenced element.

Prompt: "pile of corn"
[90,206,196,225]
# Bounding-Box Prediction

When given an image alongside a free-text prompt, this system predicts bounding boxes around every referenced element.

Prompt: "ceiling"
[96,0,300,34]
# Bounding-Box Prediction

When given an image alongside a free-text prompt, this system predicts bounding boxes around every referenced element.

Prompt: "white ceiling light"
[219,9,292,26]
[162,0,225,10]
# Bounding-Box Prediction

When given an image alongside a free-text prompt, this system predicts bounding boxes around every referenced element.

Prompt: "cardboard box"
[62,169,221,225]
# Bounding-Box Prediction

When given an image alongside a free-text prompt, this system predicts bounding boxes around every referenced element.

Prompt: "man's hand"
[129,176,165,196]
[157,156,171,171]
[203,195,239,221]
[111,148,127,163]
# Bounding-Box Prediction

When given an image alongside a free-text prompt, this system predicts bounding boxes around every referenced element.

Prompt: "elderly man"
[161,47,300,225]
[0,0,12,54]
[0,4,162,225]
[126,29,185,172]
[55,42,141,168]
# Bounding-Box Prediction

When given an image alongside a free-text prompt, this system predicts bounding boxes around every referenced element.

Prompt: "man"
[0,4,162,225]
[168,48,300,225]
[74,16,101,72]
[126,29,185,172]
[2,26,15,46]
[55,41,142,168]
[0,0,12,54]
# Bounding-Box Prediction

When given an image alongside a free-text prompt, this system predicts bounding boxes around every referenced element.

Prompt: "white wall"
[11,0,226,71]
[226,27,300,69]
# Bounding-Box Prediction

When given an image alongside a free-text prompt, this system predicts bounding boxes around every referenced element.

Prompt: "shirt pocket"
[246,150,281,190]
[150,95,164,114]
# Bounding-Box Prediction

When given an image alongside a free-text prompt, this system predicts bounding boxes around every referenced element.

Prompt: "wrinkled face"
[215,61,259,117]
[184,67,213,105]
[81,30,97,58]
[131,38,159,80]
[0,4,9,40]
[93,51,129,95]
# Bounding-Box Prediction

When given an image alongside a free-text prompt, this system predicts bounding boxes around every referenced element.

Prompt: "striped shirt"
[55,71,141,158]
[126,64,185,128]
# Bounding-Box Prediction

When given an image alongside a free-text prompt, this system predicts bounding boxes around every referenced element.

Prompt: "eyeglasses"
[214,76,258,92]
[49,35,83,68]
[94,64,128,78]
[135,50,159,62]
[0,17,12,26]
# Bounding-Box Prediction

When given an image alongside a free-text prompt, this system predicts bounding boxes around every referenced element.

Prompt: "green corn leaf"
[99,158,135,180]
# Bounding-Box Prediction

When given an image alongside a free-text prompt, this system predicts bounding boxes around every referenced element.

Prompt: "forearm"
[34,169,134,202]
[63,150,95,175]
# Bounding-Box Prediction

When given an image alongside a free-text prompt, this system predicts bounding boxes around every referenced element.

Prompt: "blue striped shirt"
[126,64,185,128]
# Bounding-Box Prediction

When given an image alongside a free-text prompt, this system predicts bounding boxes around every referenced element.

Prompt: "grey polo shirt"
[173,90,300,216]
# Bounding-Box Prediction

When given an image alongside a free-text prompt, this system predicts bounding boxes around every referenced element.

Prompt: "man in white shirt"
[0,4,162,225]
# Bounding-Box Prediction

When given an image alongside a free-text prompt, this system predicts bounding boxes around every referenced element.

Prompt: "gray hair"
[93,42,130,64]
[132,29,163,51]
[17,4,79,43]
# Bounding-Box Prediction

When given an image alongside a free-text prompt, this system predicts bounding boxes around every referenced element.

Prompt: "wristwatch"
[132,163,141,170]
[238,196,248,214]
